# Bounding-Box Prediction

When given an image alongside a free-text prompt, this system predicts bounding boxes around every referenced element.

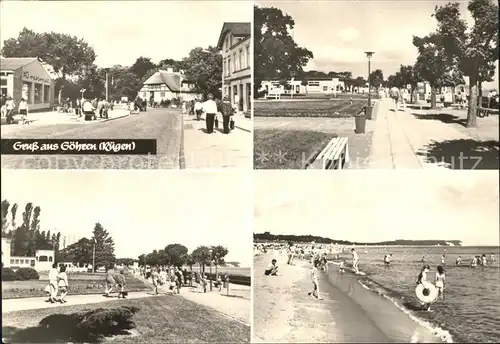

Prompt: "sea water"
[334,246,500,343]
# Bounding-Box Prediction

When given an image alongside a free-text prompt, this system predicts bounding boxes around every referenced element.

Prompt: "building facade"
[1,57,55,111]
[260,78,346,96]
[138,68,201,102]
[217,22,251,113]
[1,237,55,271]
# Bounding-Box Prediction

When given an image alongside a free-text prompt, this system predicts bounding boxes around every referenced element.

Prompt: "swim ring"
[415,282,438,304]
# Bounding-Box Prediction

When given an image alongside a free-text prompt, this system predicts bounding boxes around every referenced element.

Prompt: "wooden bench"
[309,137,349,169]
[265,93,281,100]
[478,107,499,118]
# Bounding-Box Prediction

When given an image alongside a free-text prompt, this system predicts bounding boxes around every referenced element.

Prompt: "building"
[138,68,200,103]
[217,22,251,113]
[259,78,346,96]
[0,57,55,111]
[1,237,54,271]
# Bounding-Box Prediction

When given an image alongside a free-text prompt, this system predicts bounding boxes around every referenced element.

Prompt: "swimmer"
[351,248,359,274]
[416,265,432,311]
[470,256,478,267]
[435,265,446,300]
[322,253,328,272]
[265,259,279,276]
[421,256,425,263]
[384,254,392,267]
[338,260,345,273]
[456,256,462,265]
[490,254,495,262]
[481,254,487,266]
[441,255,445,265]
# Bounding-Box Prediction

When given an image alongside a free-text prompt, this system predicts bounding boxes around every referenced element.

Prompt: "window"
[246,45,250,68]
[323,86,328,91]
[308,81,320,86]
[0,79,7,86]
[39,255,48,262]
[10,259,14,264]
[143,92,147,98]
[44,85,50,103]
[20,259,24,264]
[239,49,244,71]
[160,91,165,98]
[49,256,53,262]
[34,83,43,103]
[22,83,31,103]
[233,52,237,72]
[228,57,232,75]
[15,259,19,264]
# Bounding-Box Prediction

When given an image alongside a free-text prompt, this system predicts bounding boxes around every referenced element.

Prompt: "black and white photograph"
[253,170,499,343]
[253,0,498,170]
[0,0,252,169]
[1,170,252,343]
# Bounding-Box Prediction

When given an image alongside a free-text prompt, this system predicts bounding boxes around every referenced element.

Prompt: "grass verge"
[255,99,365,118]
[2,294,250,343]
[254,129,335,169]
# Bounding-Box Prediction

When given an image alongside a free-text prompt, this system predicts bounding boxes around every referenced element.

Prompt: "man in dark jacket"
[219,96,234,134]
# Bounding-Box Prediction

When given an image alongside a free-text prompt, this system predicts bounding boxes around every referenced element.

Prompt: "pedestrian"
[202,93,217,134]
[181,101,187,114]
[58,265,69,303]
[351,248,360,273]
[175,267,183,293]
[82,98,95,121]
[48,263,59,303]
[219,96,234,134]
[18,98,29,124]
[0,95,6,118]
[308,260,323,300]
[194,98,203,121]
[389,87,400,111]
[5,96,15,124]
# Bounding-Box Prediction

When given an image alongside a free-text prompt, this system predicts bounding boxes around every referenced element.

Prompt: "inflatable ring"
[415,282,438,304]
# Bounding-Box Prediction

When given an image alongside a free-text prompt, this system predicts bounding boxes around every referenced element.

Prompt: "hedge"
[15,267,40,280]
[2,267,18,281]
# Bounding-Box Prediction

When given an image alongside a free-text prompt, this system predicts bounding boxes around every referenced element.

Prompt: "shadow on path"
[411,113,467,127]
[417,139,499,169]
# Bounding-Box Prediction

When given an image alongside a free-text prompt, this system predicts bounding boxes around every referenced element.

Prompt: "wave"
[356,277,454,343]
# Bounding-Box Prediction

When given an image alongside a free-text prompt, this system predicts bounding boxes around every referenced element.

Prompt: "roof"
[217,22,251,50]
[142,70,186,91]
[0,57,38,71]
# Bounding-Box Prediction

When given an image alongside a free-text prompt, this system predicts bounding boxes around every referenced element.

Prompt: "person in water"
[421,256,425,263]
[351,248,360,273]
[435,265,446,299]
[481,254,487,266]
[456,256,462,265]
[471,256,478,267]
[384,254,392,267]
[441,254,445,265]
[265,259,279,276]
[416,265,432,311]
[338,260,345,273]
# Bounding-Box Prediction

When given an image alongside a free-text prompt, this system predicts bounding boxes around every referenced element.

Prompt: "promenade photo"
[1,171,252,343]
[253,0,498,170]
[253,171,499,343]
[0,1,252,169]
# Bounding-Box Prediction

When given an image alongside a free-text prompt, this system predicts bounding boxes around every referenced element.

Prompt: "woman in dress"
[58,265,69,303]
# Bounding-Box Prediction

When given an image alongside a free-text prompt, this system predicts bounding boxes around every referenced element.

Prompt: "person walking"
[5,96,16,124]
[389,87,400,111]
[219,96,234,134]
[58,265,69,303]
[202,93,217,134]
[48,263,59,303]
[194,98,203,121]
[82,98,95,121]
[18,98,29,124]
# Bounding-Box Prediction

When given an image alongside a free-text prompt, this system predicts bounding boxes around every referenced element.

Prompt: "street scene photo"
[2,170,252,343]
[0,1,252,169]
[253,0,498,170]
[253,171,499,343]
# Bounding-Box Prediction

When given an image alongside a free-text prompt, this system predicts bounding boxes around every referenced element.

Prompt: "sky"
[254,171,500,246]
[0,0,252,67]
[1,170,253,267]
[256,0,499,88]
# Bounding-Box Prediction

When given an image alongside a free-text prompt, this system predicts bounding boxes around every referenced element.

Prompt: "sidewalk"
[367,98,494,169]
[181,113,252,169]
[2,109,129,126]
[1,291,154,314]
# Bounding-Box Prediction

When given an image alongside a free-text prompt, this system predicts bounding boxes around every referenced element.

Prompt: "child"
[18,98,29,124]
[416,265,432,311]
[265,259,279,276]
[435,265,445,299]
[216,275,223,292]
[338,260,345,274]
[58,265,69,303]
[308,260,323,300]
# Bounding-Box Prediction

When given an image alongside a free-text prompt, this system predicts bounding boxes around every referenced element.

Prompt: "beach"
[253,251,445,343]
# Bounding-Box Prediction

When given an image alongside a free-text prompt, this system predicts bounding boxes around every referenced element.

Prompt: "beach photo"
[253,0,498,170]
[1,170,252,343]
[0,0,252,169]
[253,170,499,343]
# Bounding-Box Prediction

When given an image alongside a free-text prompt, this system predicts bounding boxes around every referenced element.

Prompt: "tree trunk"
[430,86,437,109]
[478,77,483,108]
[466,72,478,128]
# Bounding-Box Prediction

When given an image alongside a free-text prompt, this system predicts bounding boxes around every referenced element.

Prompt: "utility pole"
[105,72,109,102]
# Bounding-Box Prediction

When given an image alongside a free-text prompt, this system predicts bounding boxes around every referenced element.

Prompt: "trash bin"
[355,110,366,134]
[365,105,373,120]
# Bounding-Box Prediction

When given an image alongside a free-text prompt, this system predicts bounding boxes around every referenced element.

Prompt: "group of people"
[456,253,494,267]
[78,98,114,121]
[46,263,69,303]
[182,94,236,134]
[415,264,446,311]
[1,95,30,124]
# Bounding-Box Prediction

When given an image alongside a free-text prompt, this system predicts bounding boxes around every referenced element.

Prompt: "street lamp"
[80,89,86,100]
[364,51,375,119]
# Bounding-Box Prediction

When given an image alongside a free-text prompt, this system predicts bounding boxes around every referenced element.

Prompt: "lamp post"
[92,238,96,274]
[208,248,213,291]
[365,51,374,119]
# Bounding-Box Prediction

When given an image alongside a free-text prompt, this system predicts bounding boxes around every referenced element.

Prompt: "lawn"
[2,272,149,299]
[255,99,365,118]
[1,294,250,343]
[254,129,335,169]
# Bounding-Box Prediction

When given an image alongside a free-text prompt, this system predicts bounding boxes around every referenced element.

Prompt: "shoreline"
[253,252,447,343]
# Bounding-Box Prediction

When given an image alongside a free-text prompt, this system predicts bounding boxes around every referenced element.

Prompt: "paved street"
[1,108,183,169]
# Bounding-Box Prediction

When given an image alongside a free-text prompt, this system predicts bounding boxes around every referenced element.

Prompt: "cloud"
[337,27,360,42]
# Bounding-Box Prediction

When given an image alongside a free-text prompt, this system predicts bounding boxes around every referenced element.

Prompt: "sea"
[336,246,500,343]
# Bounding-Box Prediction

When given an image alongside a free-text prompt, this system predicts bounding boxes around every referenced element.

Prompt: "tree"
[186,254,196,271]
[182,46,222,98]
[398,65,422,103]
[116,258,135,267]
[163,244,188,268]
[58,238,93,267]
[130,57,156,79]
[138,254,146,267]
[254,6,314,96]
[191,246,211,273]
[210,245,229,278]
[110,69,142,101]
[1,200,10,235]
[91,223,115,270]
[369,69,384,91]
[301,78,309,94]
[413,33,455,109]
[432,0,499,127]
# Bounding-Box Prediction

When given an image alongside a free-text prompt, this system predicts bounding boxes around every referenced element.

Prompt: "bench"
[265,93,281,100]
[478,107,499,118]
[309,137,349,169]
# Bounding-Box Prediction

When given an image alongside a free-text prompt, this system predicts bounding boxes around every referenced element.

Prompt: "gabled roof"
[217,22,251,50]
[142,70,187,92]
[0,57,38,71]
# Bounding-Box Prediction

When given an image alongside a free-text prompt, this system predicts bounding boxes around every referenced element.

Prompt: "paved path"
[1,291,154,314]
[2,109,129,126]
[181,113,252,169]
[368,98,499,169]
[1,108,182,169]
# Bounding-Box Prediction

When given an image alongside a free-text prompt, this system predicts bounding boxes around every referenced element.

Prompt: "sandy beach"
[253,251,446,343]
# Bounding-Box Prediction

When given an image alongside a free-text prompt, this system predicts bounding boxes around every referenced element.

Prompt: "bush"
[15,267,40,280]
[2,267,18,281]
